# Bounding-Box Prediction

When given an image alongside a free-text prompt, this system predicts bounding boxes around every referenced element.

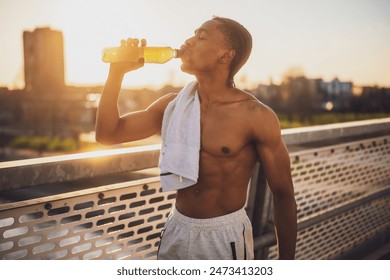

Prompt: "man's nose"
[184,36,195,47]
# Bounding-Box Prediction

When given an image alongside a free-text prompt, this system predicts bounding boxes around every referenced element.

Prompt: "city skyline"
[1,0,390,90]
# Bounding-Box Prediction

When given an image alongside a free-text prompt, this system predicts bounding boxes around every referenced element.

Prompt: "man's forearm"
[273,194,297,259]
[95,71,124,143]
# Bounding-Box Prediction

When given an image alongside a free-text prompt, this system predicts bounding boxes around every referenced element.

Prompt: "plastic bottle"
[102,46,180,64]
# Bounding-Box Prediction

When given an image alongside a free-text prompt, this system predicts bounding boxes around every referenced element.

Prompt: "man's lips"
[178,45,188,57]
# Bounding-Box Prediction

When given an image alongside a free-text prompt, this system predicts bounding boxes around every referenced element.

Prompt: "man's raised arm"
[95,40,176,146]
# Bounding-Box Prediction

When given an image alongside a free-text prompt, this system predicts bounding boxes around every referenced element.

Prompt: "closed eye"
[194,28,208,40]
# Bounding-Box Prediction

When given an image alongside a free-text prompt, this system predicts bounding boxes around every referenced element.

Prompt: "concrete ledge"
[0,144,160,191]
[282,117,390,145]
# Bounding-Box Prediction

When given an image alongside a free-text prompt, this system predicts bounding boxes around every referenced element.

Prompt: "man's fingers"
[121,38,146,47]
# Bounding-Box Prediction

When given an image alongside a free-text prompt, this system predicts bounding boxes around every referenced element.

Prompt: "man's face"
[180,20,230,75]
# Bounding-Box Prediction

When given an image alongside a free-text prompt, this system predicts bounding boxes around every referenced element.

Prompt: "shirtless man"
[96,17,297,260]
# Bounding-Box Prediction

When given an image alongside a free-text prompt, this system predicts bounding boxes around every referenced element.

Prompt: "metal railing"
[1,118,390,259]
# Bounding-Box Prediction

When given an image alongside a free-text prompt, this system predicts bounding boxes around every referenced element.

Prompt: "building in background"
[23,27,65,93]
[13,27,96,138]
[319,78,353,112]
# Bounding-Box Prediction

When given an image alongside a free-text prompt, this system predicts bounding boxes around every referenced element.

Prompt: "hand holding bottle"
[107,38,147,76]
[103,38,180,66]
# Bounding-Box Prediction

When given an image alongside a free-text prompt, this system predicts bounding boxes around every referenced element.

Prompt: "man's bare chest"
[200,107,252,157]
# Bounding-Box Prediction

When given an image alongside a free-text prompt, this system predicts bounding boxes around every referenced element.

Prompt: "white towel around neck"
[159,81,200,192]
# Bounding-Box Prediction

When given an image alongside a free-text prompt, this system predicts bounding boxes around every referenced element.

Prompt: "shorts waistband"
[170,207,249,230]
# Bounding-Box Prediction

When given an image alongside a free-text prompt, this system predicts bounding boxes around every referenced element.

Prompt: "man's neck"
[196,75,233,105]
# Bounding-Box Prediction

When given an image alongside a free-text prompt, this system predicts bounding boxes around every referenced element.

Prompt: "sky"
[1,0,390,90]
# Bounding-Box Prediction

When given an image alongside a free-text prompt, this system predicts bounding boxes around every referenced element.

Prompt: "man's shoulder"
[236,90,275,117]
[148,92,178,113]
[163,92,179,101]
[153,92,178,104]
[235,91,281,139]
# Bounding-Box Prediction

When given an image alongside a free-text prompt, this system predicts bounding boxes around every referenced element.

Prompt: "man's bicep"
[117,110,161,142]
[252,106,293,195]
[116,93,176,143]
[255,133,294,197]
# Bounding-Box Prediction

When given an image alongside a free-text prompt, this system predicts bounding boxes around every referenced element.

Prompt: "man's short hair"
[212,16,253,87]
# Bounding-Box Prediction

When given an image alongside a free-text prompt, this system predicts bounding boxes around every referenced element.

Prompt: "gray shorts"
[157,207,254,260]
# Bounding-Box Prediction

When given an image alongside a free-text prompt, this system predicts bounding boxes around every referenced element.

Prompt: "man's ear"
[219,49,235,64]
